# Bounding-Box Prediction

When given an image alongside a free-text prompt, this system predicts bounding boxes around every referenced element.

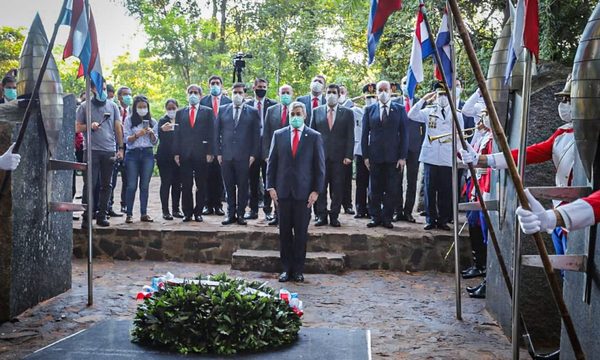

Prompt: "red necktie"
[281,105,288,127]
[189,105,196,127]
[212,97,218,117]
[292,128,300,158]
[312,97,319,109]
[404,96,411,112]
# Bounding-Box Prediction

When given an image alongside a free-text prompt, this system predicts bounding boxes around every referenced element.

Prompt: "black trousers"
[369,162,399,223]
[355,155,369,215]
[206,159,224,210]
[316,159,346,219]
[469,224,487,269]
[342,162,353,209]
[423,163,452,225]
[396,150,420,216]
[72,149,84,199]
[82,150,115,218]
[157,158,182,214]
[181,157,208,217]
[222,159,250,218]
[249,159,272,214]
[109,157,127,210]
[278,198,311,274]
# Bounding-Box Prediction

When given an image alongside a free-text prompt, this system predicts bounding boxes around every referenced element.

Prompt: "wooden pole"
[446,0,585,358]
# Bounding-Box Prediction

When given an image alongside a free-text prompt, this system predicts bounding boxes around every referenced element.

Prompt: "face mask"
[137,107,148,117]
[167,110,177,119]
[326,93,338,106]
[4,88,16,100]
[188,94,200,105]
[232,94,244,106]
[401,85,408,96]
[311,81,323,94]
[378,91,390,104]
[365,97,376,107]
[122,95,133,106]
[290,116,304,129]
[210,85,221,96]
[455,87,462,99]
[255,89,267,98]
[482,115,491,129]
[280,94,292,106]
[338,95,347,104]
[95,90,107,102]
[438,95,449,108]
[558,102,572,122]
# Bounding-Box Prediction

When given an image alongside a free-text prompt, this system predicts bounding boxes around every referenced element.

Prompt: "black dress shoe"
[120,205,127,213]
[96,217,110,227]
[344,207,355,215]
[163,213,174,220]
[367,220,381,228]
[265,213,274,221]
[404,213,416,223]
[214,207,225,216]
[237,218,247,225]
[268,218,278,226]
[292,273,304,282]
[315,218,328,226]
[462,267,486,279]
[172,210,184,218]
[202,207,213,215]
[194,215,203,222]
[244,211,258,220]
[354,213,368,219]
[182,216,193,222]
[382,222,394,229]
[424,223,436,230]
[108,209,123,217]
[419,211,427,216]
[393,213,406,222]
[466,280,485,294]
[437,223,451,231]
[279,272,290,282]
[461,265,477,275]
[469,281,486,299]
[222,216,237,225]
[330,218,341,227]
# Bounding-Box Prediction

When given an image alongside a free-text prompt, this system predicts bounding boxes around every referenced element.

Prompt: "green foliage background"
[0,0,595,112]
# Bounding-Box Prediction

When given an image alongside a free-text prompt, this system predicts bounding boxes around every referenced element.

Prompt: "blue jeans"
[125,147,155,216]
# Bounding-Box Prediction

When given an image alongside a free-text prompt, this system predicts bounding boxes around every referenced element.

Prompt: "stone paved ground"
[0,259,528,359]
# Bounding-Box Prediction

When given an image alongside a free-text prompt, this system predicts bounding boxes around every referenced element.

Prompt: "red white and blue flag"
[405,4,434,100]
[367,0,402,65]
[434,9,452,89]
[504,0,538,82]
[60,0,104,97]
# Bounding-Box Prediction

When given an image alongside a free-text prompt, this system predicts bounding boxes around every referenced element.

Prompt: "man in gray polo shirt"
[76,81,124,227]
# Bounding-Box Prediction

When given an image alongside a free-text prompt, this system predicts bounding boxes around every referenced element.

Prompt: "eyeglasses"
[188,91,200,95]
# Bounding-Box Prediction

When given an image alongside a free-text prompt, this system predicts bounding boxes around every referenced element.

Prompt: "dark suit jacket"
[200,95,232,111]
[216,103,261,161]
[246,98,278,120]
[156,115,178,163]
[172,105,216,161]
[393,96,426,154]
[296,94,325,125]
[361,102,409,164]
[263,103,289,160]
[266,126,325,201]
[310,105,354,161]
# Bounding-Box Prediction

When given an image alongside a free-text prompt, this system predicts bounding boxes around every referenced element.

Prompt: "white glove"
[0,143,21,171]
[459,143,478,165]
[515,189,556,234]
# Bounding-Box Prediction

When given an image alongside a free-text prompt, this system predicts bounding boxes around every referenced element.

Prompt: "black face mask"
[255,89,267,99]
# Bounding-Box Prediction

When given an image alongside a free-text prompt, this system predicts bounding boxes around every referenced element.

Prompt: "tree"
[0,27,25,77]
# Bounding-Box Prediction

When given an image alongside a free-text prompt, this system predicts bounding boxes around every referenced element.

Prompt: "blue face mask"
[188,94,200,105]
[280,94,292,106]
[290,116,304,129]
[95,90,107,102]
[4,88,16,100]
[210,85,221,96]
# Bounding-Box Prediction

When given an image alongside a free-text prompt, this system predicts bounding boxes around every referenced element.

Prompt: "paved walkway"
[0,260,526,359]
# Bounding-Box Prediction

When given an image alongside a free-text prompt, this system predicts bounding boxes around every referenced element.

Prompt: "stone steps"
[231,249,346,274]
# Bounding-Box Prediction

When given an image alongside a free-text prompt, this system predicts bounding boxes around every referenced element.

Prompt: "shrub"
[131,273,302,355]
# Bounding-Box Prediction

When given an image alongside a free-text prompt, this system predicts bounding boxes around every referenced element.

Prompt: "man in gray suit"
[310,84,355,227]
[296,75,326,125]
[262,84,295,226]
[216,83,261,225]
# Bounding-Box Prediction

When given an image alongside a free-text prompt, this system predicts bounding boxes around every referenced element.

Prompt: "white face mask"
[137,107,148,117]
[455,86,462,99]
[378,91,390,104]
[482,114,491,129]
[401,84,408,96]
[232,93,244,106]
[338,95,347,104]
[438,95,449,108]
[311,81,324,94]
[167,110,177,119]
[558,102,572,122]
[326,93,339,106]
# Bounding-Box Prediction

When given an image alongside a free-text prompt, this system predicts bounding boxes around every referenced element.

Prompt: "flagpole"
[84,0,94,307]
[447,3,462,321]
[446,1,585,358]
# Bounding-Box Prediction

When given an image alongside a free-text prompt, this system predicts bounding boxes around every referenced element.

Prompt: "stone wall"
[73,228,471,273]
